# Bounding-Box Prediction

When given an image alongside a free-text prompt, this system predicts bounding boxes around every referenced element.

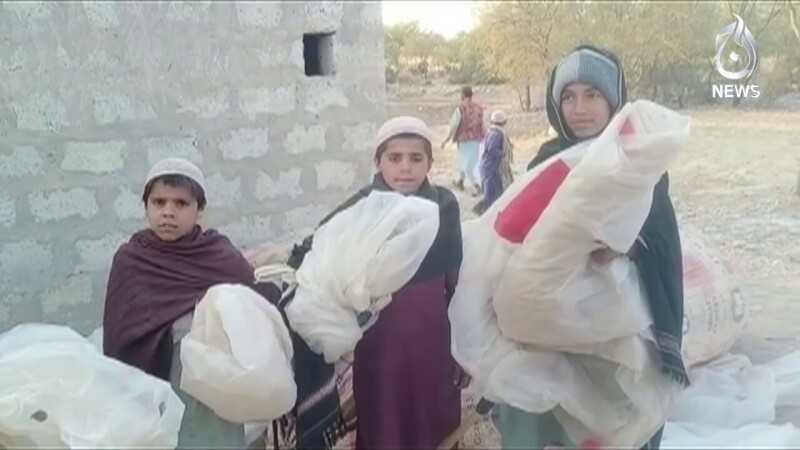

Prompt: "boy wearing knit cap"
[528,44,626,170]
[373,116,437,195]
[140,157,208,242]
[103,157,281,449]
[492,46,684,450]
[286,116,468,450]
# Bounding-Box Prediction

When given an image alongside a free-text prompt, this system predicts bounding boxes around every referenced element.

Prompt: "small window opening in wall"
[304,32,335,77]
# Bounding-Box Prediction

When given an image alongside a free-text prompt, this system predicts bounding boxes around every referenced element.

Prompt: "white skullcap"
[374,116,433,153]
[491,110,508,124]
[144,157,206,193]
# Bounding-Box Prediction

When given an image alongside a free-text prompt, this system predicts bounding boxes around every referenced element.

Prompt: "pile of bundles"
[0,285,297,449]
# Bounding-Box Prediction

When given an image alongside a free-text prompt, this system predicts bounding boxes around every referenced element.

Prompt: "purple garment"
[475,128,506,214]
[353,275,461,450]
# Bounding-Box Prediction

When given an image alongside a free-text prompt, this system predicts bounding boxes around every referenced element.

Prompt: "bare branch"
[789,0,800,43]
[755,1,782,35]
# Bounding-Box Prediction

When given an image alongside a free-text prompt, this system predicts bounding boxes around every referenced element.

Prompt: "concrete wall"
[0,1,387,334]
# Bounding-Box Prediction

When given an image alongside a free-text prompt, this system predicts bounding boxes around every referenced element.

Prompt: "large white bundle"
[285,190,440,363]
[0,324,184,448]
[179,284,296,424]
[449,100,690,448]
[493,100,690,347]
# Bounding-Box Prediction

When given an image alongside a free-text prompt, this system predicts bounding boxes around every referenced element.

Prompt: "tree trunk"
[524,83,532,112]
[516,82,526,112]
[647,62,659,101]
[796,166,800,196]
[796,168,800,196]
[789,1,800,44]
[516,80,532,112]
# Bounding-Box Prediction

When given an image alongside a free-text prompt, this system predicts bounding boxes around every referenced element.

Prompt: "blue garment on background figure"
[457,140,481,187]
[473,127,508,215]
[480,129,505,200]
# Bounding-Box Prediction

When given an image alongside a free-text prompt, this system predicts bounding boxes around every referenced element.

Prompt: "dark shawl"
[279,173,463,449]
[103,225,281,380]
[526,45,688,387]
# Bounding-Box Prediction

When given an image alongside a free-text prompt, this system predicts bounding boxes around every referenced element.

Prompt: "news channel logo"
[712,13,760,99]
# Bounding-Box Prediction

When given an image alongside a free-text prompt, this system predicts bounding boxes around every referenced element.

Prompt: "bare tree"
[788,0,800,43]
[475,1,566,111]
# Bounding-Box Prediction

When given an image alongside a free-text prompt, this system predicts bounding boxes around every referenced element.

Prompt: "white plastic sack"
[680,226,750,367]
[663,422,800,448]
[244,422,268,448]
[86,326,103,353]
[180,284,296,424]
[286,190,440,363]
[449,100,690,448]
[663,351,800,448]
[0,324,184,448]
[668,354,776,428]
[460,386,501,449]
[493,100,690,347]
[762,351,800,408]
[451,220,681,448]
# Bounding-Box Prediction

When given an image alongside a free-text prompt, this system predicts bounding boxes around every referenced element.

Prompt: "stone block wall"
[0,1,387,333]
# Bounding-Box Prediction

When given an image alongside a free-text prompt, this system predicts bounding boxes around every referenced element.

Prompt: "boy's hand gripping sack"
[179,284,297,423]
[0,324,184,448]
[285,190,440,363]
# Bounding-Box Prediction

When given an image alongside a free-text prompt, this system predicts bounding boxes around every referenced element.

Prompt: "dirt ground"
[387,82,800,431]
[388,82,800,359]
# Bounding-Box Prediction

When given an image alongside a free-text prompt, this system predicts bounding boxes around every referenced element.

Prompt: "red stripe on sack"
[581,438,603,449]
[494,158,571,244]
[683,254,713,289]
[619,117,635,136]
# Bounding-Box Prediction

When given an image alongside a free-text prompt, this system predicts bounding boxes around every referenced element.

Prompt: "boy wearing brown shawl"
[102,157,281,449]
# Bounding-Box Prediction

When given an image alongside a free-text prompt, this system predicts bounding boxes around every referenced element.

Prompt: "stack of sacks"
[449,100,691,448]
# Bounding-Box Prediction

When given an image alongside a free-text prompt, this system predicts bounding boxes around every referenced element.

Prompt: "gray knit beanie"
[551,48,622,111]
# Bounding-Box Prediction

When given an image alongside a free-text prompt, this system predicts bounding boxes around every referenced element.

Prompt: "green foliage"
[384,1,796,108]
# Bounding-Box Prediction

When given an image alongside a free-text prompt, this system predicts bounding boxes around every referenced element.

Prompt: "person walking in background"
[441,86,485,197]
[473,109,514,216]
